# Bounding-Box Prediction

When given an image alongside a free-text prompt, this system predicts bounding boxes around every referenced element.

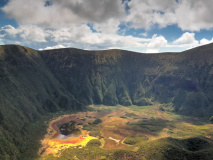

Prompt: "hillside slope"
[40,43,213,117]
[1,43,213,159]
[0,45,82,160]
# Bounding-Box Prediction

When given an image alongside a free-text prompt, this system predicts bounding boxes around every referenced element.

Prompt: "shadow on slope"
[138,136,213,160]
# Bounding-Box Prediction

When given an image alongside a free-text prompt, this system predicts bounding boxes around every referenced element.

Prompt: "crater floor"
[38,104,213,159]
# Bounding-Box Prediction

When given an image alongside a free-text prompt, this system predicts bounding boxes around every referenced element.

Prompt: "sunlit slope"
[0,45,82,160]
[40,43,213,117]
[39,105,213,160]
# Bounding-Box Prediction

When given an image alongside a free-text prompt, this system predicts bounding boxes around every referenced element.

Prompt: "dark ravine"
[0,43,213,159]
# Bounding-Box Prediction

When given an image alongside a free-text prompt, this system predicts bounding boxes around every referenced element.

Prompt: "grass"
[38,104,213,160]
[40,136,213,160]
[124,112,138,118]
[123,135,148,145]
[86,139,102,147]
[129,118,173,133]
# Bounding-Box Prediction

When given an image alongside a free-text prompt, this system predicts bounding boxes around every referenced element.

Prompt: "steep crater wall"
[40,44,213,117]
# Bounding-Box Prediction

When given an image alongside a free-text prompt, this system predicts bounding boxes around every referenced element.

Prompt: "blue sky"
[0,0,213,53]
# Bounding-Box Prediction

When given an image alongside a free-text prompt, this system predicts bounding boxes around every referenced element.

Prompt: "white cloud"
[126,0,176,29]
[0,24,151,52]
[175,0,213,31]
[171,32,213,51]
[3,0,213,33]
[2,0,125,33]
[3,0,125,24]
[126,0,213,31]
[1,23,212,53]
[140,32,148,37]
[39,44,66,50]
[200,38,213,45]
[93,18,121,34]
[173,32,198,45]
[172,32,200,50]
[5,24,212,53]
[0,25,47,44]
[2,0,213,33]
[146,34,167,53]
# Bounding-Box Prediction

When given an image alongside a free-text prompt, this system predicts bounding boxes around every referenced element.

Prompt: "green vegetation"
[40,136,213,160]
[159,103,174,112]
[82,118,102,137]
[130,118,173,133]
[41,43,213,118]
[58,121,81,136]
[86,139,102,147]
[124,112,139,118]
[124,135,148,145]
[1,43,213,159]
[137,137,213,160]
[38,104,213,159]
[0,45,82,159]
[83,123,101,138]
[82,124,95,131]
[112,150,136,160]
[93,118,103,124]
[89,130,101,137]
[209,116,213,123]
[120,116,127,119]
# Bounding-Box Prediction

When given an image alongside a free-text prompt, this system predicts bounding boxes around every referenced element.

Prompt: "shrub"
[93,118,103,124]
[86,139,101,147]
[124,136,148,145]
[89,130,101,137]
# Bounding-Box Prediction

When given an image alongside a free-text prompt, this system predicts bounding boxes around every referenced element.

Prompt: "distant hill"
[0,43,213,159]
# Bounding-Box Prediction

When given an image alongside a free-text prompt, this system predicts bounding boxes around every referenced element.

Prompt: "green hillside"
[137,137,213,160]
[1,43,213,159]
[0,45,82,159]
[40,43,213,117]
